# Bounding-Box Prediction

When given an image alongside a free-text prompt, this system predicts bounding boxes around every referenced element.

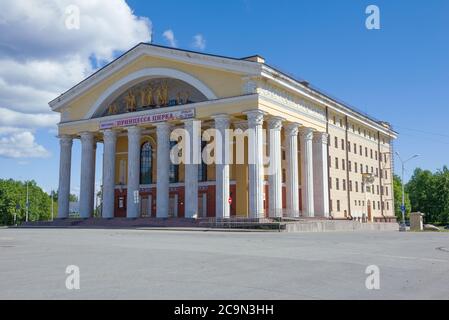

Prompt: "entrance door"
[367,201,372,222]
[169,195,178,217]
[140,196,151,217]
[198,194,207,217]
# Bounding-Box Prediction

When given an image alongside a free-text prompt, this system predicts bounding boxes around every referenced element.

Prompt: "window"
[359,145,362,155]
[355,162,358,173]
[343,179,346,191]
[366,165,368,173]
[341,139,345,150]
[349,180,353,192]
[329,177,332,189]
[385,170,388,179]
[348,161,352,172]
[386,202,390,210]
[339,119,343,127]
[375,151,378,160]
[370,149,373,159]
[342,159,345,171]
[335,157,339,169]
[198,141,208,182]
[334,136,338,148]
[354,143,357,154]
[330,199,333,211]
[140,142,153,184]
[336,178,340,190]
[385,187,389,196]
[337,200,341,212]
[355,181,359,192]
[360,164,363,173]
[376,168,379,176]
[169,141,179,183]
[347,141,351,152]
[333,116,336,124]
[373,201,376,210]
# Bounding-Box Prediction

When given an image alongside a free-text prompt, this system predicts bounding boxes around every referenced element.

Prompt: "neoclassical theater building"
[50,43,397,222]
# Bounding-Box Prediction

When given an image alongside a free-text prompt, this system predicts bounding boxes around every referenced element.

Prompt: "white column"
[267,117,283,217]
[213,114,230,218]
[156,122,171,218]
[285,123,300,217]
[184,119,200,218]
[313,132,330,217]
[126,126,141,218]
[79,132,96,218]
[102,129,117,219]
[57,135,72,218]
[245,110,265,218]
[300,127,314,217]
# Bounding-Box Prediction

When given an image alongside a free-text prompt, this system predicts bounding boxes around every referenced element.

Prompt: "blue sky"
[0,0,448,195]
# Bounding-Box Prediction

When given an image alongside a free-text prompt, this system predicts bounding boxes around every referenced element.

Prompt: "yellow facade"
[52,43,397,221]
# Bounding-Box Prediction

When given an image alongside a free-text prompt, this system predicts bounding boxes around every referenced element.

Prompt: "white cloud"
[0,107,59,129]
[162,29,177,47]
[192,34,206,51]
[0,0,153,158]
[0,131,50,158]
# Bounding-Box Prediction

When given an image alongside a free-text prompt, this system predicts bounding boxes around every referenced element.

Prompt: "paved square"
[0,228,448,299]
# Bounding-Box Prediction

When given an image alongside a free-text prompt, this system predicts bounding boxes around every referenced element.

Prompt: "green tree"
[393,175,411,222]
[0,179,54,225]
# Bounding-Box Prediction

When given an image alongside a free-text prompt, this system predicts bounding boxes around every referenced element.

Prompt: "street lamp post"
[395,152,420,231]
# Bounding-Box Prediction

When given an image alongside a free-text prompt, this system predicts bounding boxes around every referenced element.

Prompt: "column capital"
[127,125,141,136]
[313,131,329,145]
[212,114,230,129]
[285,123,300,137]
[59,135,73,147]
[267,116,284,130]
[80,131,94,142]
[300,127,314,140]
[244,110,266,127]
[102,129,117,141]
[233,120,248,131]
[155,122,172,135]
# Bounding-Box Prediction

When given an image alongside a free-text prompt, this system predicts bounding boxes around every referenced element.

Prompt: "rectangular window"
[354,143,357,154]
[342,159,345,171]
[343,179,346,191]
[360,164,363,173]
[336,178,340,190]
[335,157,339,169]
[347,141,351,152]
[375,151,378,160]
[386,187,389,196]
[355,162,358,173]
[335,136,338,148]
[337,200,341,212]
[349,180,353,192]
[370,149,373,159]
[329,177,332,189]
[359,145,362,155]
[365,147,368,157]
[348,161,352,172]
[355,181,359,192]
[341,139,345,150]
